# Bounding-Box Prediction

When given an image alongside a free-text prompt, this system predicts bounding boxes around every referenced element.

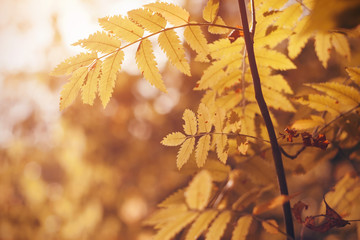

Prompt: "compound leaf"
[177,137,195,169]
[231,216,253,240]
[203,0,220,22]
[186,210,218,240]
[206,210,232,240]
[195,135,211,167]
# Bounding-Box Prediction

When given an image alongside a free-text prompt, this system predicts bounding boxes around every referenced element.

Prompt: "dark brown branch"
[237,0,295,239]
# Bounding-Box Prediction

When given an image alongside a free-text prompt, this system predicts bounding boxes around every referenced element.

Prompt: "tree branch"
[237,0,295,239]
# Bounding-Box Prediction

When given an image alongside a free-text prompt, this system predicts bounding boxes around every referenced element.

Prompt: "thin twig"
[280,145,306,159]
[316,104,360,135]
[237,0,295,239]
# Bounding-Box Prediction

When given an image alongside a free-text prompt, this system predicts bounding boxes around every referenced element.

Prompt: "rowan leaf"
[208,16,229,34]
[51,52,97,76]
[209,38,244,60]
[145,204,188,227]
[183,109,197,135]
[292,115,325,130]
[186,210,218,240]
[153,211,199,240]
[136,39,166,92]
[206,210,232,240]
[306,82,360,106]
[158,189,185,208]
[185,170,212,210]
[184,24,210,62]
[195,135,211,167]
[81,60,101,105]
[99,50,124,107]
[288,16,312,59]
[346,67,360,86]
[197,103,212,133]
[60,67,88,110]
[203,0,220,22]
[231,215,253,240]
[296,94,342,116]
[177,137,195,169]
[128,8,166,33]
[315,32,332,68]
[275,3,302,28]
[158,30,191,76]
[331,32,351,60]
[99,15,144,43]
[73,31,121,53]
[161,132,187,146]
[215,134,228,163]
[255,48,296,70]
[145,2,189,26]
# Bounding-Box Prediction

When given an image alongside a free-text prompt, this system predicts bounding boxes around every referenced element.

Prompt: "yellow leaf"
[202,0,219,22]
[99,50,124,107]
[346,67,360,86]
[331,32,351,61]
[215,134,228,163]
[262,219,279,234]
[296,94,342,116]
[73,31,121,53]
[81,60,101,105]
[306,82,360,106]
[177,137,195,169]
[231,216,253,240]
[186,210,218,240]
[154,211,199,240]
[255,48,296,70]
[232,188,261,211]
[184,24,210,62]
[196,55,242,90]
[288,16,312,59]
[208,16,229,34]
[315,32,332,68]
[185,170,212,210]
[292,115,325,130]
[99,15,144,42]
[209,38,244,60]
[158,189,185,208]
[51,52,97,76]
[275,3,302,28]
[183,109,197,135]
[253,194,294,215]
[145,2,189,26]
[205,210,232,240]
[60,67,88,110]
[136,39,166,92]
[214,108,226,132]
[128,8,166,33]
[214,70,242,95]
[144,204,188,226]
[203,159,230,182]
[197,103,212,133]
[158,30,191,76]
[195,135,211,167]
[254,27,292,49]
[161,132,187,146]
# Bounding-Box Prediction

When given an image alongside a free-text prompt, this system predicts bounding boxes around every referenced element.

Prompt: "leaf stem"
[237,0,295,239]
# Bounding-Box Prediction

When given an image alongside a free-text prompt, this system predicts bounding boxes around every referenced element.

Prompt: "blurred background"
[1,0,359,239]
